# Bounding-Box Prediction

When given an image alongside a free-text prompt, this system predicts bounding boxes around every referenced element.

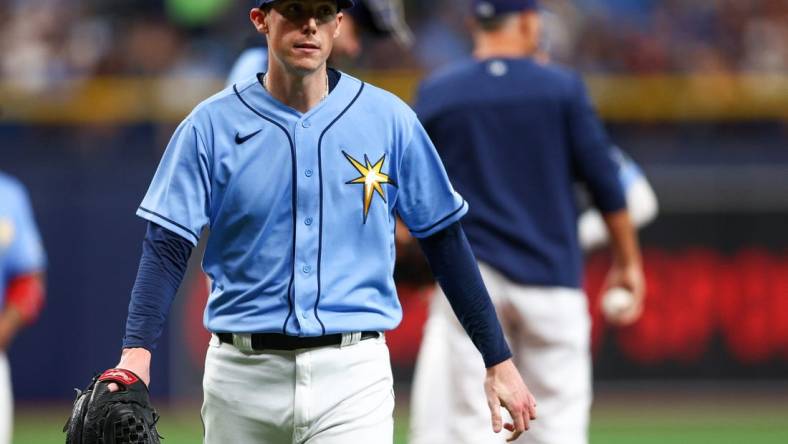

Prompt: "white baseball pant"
[409,263,592,444]
[0,352,11,444]
[202,332,394,443]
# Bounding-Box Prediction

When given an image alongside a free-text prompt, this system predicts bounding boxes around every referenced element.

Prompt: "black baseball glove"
[64,368,161,444]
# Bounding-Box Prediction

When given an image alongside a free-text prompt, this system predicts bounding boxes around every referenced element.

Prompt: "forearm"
[123,222,192,351]
[602,209,641,267]
[417,222,511,368]
[0,307,23,350]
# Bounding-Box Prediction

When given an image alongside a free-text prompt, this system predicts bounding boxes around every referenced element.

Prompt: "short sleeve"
[137,118,211,246]
[395,119,468,238]
[567,75,626,213]
[610,146,645,191]
[5,186,46,277]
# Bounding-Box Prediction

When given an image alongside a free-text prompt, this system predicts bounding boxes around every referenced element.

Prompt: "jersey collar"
[235,70,363,130]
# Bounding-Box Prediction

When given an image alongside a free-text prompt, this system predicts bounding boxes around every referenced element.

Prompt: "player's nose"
[303,17,318,33]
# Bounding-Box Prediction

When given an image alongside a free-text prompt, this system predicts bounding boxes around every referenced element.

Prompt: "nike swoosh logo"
[235,130,262,144]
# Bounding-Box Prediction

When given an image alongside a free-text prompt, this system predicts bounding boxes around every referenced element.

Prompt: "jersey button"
[302,265,312,274]
[301,121,311,128]
[305,217,313,226]
[305,169,313,177]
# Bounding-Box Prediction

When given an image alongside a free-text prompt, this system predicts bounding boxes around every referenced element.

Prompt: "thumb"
[488,396,503,433]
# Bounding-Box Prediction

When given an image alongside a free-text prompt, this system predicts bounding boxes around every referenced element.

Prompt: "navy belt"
[216,331,379,351]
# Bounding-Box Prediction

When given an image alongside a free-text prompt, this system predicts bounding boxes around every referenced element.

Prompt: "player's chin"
[286,52,328,72]
[289,61,327,76]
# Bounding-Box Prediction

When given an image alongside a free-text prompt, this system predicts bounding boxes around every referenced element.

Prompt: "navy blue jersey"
[415,57,625,288]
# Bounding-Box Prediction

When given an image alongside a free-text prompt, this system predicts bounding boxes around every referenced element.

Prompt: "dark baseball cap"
[472,0,539,19]
[257,0,355,9]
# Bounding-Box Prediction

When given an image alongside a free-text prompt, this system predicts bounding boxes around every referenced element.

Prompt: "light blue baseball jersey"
[138,72,467,336]
[226,46,268,87]
[610,145,645,191]
[0,173,46,307]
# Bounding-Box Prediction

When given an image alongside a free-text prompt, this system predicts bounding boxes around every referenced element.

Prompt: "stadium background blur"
[2,0,787,442]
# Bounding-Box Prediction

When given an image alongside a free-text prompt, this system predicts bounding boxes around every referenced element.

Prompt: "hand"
[602,262,645,326]
[108,348,152,392]
[484,359,537,442]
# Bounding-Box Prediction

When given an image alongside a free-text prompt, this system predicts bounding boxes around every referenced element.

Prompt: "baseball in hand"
[601,287,635,320]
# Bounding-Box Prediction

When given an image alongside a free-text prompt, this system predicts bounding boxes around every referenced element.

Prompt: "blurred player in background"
[0,173,46,444]
[226,0,413,85]
[409,1,647,443]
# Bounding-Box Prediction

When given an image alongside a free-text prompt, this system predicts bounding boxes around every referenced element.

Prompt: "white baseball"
[601,287,635,319]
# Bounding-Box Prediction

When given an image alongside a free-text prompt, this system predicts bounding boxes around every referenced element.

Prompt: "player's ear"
[250,8,270,35]
[333,12,344,39]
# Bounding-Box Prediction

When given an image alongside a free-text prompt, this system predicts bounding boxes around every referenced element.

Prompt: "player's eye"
[281,2,305,19]
[316,5,337,21]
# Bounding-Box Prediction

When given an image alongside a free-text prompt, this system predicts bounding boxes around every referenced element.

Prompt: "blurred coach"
[409,1,645,443]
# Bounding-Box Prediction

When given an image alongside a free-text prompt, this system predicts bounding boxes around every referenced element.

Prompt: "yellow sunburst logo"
[343,151,397,223]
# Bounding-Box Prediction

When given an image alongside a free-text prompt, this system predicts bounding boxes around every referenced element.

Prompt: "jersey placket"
[291,117,322,335]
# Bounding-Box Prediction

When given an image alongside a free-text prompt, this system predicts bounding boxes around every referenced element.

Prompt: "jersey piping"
[137,207,201,244]
[315,82,366,335]
[409,199,468,237]
[233,84,299,335]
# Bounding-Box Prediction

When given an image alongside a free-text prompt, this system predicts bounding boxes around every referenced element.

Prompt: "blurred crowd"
[0,0,785,92]
[550,0,788,74]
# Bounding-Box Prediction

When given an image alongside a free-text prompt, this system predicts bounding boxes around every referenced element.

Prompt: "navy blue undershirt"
[417,222,512,367]
[123,222,192,350]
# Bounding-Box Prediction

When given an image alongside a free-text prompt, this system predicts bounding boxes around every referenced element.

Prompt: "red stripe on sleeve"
[5,274,45,325]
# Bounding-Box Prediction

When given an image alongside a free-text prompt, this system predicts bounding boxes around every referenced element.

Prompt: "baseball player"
[409,1,646,443]
[0,172,46,444]
[106,1,536,442]
[226,0,413,86]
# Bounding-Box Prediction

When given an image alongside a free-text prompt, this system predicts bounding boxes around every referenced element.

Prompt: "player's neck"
[263,65,329,113]
[473,35,537,60]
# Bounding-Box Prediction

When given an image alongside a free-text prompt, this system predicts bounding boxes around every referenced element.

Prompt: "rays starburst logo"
[343,151,397,223]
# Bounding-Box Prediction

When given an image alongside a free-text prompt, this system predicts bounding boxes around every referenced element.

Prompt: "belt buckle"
[232,333,254,353]
[340,332,362,348]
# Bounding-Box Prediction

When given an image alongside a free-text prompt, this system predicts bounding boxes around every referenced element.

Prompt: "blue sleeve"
[5,184,46,278]
[123,222,192,350]
[137,118,212,246]
[395,118,468,238]
[610,145,645,191]
[567,75,626,213]
[418,222,512,368]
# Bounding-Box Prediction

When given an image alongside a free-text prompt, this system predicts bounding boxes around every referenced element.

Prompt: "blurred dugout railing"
[1,74,787,123]
[1,73,786,402]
